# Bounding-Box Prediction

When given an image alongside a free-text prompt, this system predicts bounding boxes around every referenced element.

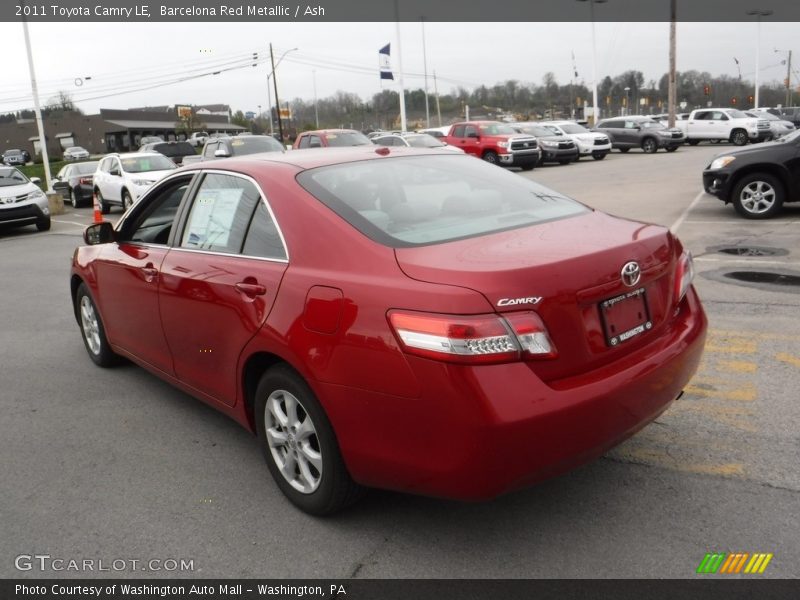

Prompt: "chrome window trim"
[118,168,290,262]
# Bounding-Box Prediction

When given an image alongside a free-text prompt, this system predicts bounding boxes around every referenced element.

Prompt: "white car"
[93,152,177,213]
[539,120,612,160]
[0,166,50,231]
[63,146,90,161]
[372,132,465,153]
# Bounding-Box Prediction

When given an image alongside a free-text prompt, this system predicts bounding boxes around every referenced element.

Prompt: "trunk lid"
[394,210,679,381]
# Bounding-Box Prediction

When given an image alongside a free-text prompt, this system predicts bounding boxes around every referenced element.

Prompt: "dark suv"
[595,116,685,153]
[702,129,800,219]
[139,141,197,166]
[767,107,800,128]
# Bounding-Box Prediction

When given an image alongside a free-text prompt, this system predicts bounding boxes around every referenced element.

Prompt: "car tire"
[122,189,134,210]
[558,159,572,165]
[592,153,606,160]
[75,283,119,367]
[619,147,630,153]
[97,190,110,215]
[687,140,701,146]
[520,164,535,171]
[482,151,499,165]
[255,364,364,515]
[730,129,749,146]
[641,137,658,153]
[70,188,81,208]
[36,216,51,231]
[732,173,785,219]
[665,146,678,153]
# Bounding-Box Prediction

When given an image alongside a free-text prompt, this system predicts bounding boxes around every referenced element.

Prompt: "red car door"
[158,172,288,407]
[91,175,195,375]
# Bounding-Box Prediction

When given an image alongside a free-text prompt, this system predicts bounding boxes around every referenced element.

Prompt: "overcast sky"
[1,21,798,115]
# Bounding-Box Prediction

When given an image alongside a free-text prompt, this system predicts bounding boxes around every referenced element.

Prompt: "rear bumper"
[320,288,707,500]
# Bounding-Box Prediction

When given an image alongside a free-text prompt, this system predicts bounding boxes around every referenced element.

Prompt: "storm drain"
[709,245,787,257]
[723,271,800,286]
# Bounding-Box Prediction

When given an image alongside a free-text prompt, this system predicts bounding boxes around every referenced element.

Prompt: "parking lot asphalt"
[1,145,798,579]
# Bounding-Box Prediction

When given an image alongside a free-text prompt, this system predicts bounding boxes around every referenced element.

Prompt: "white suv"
[540,120,612,160]
[93,153,176,213]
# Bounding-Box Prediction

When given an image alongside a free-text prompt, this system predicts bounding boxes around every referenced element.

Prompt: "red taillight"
[79,177,92,185]
[674,251,695,305]
[388,310,556,364]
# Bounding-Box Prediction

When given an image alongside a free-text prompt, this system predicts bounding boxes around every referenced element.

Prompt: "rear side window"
[242,201,287,260]
[297,155,588,248]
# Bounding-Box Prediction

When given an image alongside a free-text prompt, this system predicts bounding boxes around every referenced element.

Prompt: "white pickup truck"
[186,131,209,148]
[675,108,771,146]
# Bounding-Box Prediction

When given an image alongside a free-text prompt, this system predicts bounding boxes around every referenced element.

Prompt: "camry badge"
[497,296,542,307]
[621,261,641,287]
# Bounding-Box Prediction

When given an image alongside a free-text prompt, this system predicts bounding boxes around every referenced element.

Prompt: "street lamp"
[624,86,631,116]
[576,0,608,125]
[267,45,298,139]
[746,9,773,109]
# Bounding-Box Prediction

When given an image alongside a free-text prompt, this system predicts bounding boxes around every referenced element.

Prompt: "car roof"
[300,129,363,136]
[181,145,459,172]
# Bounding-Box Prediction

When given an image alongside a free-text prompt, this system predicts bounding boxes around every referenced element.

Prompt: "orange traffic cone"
[92,191,102,224]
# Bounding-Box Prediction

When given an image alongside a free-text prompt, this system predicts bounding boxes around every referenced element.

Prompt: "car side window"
[203,142,218,158]
[298,135,310,149]
[99,158,111,172]
[452,125,465,137]
[464,125,478,138]
[125,176,193,245]
[180,173,261,254]
[308,135,322,148]
[624,121,637,129]
[693,112,709,120]
[242,201,287,260]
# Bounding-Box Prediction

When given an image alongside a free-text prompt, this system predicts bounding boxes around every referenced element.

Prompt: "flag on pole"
[379,43,394,80]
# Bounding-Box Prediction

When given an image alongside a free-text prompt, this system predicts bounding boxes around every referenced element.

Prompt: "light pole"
[624,86,630,116]
[746,9,773,109]
[267,45,298,139]
[577,0,608,126]
[775,48,793,107]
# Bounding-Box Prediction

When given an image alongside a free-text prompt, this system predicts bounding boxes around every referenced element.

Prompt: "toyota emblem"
[621,261,641,287]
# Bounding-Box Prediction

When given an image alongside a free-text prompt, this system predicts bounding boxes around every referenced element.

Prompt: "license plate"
[600,288,652,346]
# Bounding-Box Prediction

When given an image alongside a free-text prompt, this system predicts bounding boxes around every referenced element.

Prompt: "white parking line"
[670,190,706,234]
[52,219,87,227]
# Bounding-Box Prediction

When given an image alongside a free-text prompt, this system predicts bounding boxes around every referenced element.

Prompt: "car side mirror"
[30,177,41,184]
[84,222,115,245]
[214,148,231,157]
[110,168,120,176]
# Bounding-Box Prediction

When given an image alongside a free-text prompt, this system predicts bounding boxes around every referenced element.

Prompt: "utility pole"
[22,7,53,191]
[668,0,677,128]
[269,43,284,143]
[786,50,793,107]
[421,17,431,128]
[433,70,442,126]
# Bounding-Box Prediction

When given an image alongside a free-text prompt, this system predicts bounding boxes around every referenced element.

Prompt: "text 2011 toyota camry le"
[70,146,706,515]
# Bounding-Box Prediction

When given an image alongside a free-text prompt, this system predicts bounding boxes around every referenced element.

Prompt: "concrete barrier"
[46,191,65,216]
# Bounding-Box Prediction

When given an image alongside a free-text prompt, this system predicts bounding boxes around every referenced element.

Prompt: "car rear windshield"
[297,155,588,248]
[228,136,284,154]
[74,161,99,174]
[405,135,446,148]
[325,132,371,147]
[153,142,195,157]
[121,155,176,173]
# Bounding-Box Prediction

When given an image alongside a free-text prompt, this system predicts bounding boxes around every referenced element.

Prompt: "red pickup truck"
[443,121,541,170]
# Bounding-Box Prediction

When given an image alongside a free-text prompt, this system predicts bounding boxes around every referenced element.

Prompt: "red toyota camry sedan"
[71,146,706,515]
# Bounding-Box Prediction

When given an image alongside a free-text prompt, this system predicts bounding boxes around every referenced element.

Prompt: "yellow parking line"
[776,353,800,369]
[716,360,757,374]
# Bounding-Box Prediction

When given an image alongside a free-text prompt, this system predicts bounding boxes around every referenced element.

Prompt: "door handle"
[141,264,158,283]
[235,281,267,297]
